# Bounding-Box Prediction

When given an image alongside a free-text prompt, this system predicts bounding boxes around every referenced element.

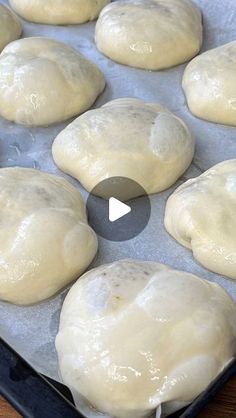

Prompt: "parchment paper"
[0,0,235,412]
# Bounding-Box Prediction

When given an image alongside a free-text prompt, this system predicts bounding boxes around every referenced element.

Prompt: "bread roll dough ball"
[0,168,98,305]
[9,0,110,25]
[165,160,236,280]
[56,259,236,418]
[95,0,202,70]
[0,37,105,126]
[52,98,195,199]
[183,41,236,126]
[0,4,21,52]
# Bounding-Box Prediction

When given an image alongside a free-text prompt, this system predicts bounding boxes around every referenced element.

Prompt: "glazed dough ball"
[52,98,195,199]
[183,41,236,126]
[0,4,21,51]
[0,37,105,126]
[95,0,202,70]
[56,259,236,418]
[165,160,236,280]
[0,168,97,305]
[9,0,110,25]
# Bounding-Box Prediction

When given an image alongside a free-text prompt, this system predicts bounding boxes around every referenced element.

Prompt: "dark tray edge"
[0,337,235,418]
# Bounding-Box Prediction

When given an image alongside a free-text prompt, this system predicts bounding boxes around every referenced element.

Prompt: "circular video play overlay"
[86,177,151,242]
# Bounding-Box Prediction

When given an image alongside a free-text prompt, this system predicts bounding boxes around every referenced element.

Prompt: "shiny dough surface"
[95,0,202,70]
[0,4,21,51]
[165,160,236,280]
[56,259,236,418]
[52,98,195,199]
[0,37,105,126]
[9,0,110,24]
[0,167,98,305]
[183,41,236,126]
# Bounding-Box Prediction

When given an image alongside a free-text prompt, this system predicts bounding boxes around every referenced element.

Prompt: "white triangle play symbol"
[109,197,131,222]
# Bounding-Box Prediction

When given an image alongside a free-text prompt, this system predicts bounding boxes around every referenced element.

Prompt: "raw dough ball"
[165,160,236,280]
[56,259,236,418]
[9,0,110,25]
[0,167,97,305]
[0,4,21,51]
[0,37,105,126]
[182,41,236,126]
[52,98,195,199]
[95,0,202,70]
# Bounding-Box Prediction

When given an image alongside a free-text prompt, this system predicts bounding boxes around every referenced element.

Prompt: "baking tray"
[1,337,235,417]
[0,0,236,416]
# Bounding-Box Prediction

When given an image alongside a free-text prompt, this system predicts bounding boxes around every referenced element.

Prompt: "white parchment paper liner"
[0,0,235,416]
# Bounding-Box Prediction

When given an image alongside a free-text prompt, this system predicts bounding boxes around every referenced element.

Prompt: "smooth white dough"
[52,98,195,199]
[95,0,202,70]
[0,37,105,126]
[9,0,110,25]
[165,160,236,280]
[183,41,236,126]
[56,259,236,418]
[0,168,98,305]
[0,4,21,51]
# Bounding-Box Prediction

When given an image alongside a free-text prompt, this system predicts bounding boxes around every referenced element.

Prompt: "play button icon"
[86,177,151,241]
[109,198,131,222]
